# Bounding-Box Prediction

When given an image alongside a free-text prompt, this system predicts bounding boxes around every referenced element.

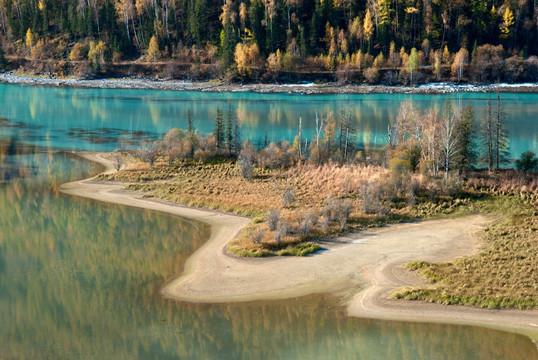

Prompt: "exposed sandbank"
[60,151,538,342]
[2,72,538,94]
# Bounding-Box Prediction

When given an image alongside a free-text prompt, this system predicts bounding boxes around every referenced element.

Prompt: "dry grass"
[466,170,538,197]
[100,158,396,256]
[99,156,538,307]
[394,194,538,309]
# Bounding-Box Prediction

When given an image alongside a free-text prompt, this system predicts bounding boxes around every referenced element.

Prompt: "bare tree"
[249,229,264,244]
[275,219,290,243]
[282,188,295,207]
[296,209,319,235]
[266,209,281,231]
[111,152,124,171]
[237,141,257,180]
[440,103,460,178]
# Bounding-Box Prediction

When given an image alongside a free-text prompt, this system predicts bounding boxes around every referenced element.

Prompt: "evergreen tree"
[0,41,6,70]
[493,92,510,170]
[225,103,234,154]
[214,106,224,151]
[233,113,241,155]
[187,107,195,157]
[480,97,494,171]
[455,103,477,173]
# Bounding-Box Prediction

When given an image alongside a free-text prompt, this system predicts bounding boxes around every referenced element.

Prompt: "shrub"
[363,67,379,84]
[237,141,258,180]
[275,219,291,243]
[266,209,281,231]
[336,200,353,229]
[249,229,264,244]
[515,151,538,173]
[282,188,295,207]
[69,43,87,61]
[296,209,319,235]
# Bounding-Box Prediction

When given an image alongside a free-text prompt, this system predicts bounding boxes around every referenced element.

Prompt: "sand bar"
[60,151,538,342]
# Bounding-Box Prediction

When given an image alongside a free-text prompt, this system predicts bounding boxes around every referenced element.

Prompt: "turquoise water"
[1,84,537,358]
[0,84,536,157]
[0,151,536,359]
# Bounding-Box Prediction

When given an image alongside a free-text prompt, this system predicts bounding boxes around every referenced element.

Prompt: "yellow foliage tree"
[147,35,159,62]
[442,45,451,64]
[25,28,35,48]
[500,7,514,39]
[363,9,374,48]
[88,40,107,70]
[235,42,262,78]
[451,47,469,81]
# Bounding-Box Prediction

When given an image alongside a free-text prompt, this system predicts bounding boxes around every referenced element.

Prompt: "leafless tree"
[296,209,319,235]
[237,140,257,180]
[282,188,295,207]
[249,229,264,244]
[266,209,281,231]
[111,152,124,171]
[275,219,290,243]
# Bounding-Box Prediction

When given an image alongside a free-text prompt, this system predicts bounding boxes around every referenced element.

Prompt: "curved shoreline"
[2,72,538,94]
[60,151,538,343]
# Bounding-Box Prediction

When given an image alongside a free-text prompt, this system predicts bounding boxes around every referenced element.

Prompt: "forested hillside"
[0,0,537,83]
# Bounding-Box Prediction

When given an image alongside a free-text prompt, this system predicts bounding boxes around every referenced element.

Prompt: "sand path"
[60,152,538,342]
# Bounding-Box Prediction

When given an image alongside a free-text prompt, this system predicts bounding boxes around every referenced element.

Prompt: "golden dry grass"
[394,195,538,309]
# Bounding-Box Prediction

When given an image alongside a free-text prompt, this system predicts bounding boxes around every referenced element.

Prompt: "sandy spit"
[2,72,538,94]
[60,151,538,342]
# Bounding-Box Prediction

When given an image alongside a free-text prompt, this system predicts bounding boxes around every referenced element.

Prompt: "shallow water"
[0,84,536,158]
[1,84,537,358]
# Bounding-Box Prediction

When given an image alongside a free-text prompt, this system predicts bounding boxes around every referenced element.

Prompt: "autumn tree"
[25,28,35,48]
[407,48,419,84]
[363,9,374,52]
[451,48,468,82]
[147,35,159,61]
[499,7,514,39]
[234,42,262,79]
[88,40,108,72]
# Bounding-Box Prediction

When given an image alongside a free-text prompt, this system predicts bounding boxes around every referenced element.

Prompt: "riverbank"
[59,151,538,343]
[2,72,538,94]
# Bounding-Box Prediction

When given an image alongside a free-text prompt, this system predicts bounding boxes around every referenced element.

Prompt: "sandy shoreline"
[60,151,538,343]
[2,71,538,94]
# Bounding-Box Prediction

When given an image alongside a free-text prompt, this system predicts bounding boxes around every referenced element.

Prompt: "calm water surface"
[0,84,536,157]
[0,84,537,359]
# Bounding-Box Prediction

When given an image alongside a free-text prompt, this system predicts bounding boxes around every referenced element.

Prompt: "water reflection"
[0,151,536,359]
[0,84,536,157]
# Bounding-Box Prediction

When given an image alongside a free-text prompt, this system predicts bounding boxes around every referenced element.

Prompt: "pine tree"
[225,103,234,154]
[214,106,224,152]
[0,41,6,70]
[480,97,495,171]
[187,107,195,157]
[493,92,510,170]
[455,103,477,173]
[233,114,241,155]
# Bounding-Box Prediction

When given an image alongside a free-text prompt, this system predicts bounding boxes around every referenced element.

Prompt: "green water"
[0,84,536,158]
[0,151,536,359]
[1,84,537,358]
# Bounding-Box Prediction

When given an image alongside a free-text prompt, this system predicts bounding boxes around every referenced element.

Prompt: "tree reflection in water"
[0,151,536,359]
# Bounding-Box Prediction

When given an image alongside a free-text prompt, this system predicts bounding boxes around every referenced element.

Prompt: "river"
[0,84,537,359]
